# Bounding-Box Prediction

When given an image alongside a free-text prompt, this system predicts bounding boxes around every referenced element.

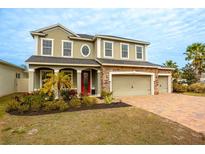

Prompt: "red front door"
[81,71,91,95]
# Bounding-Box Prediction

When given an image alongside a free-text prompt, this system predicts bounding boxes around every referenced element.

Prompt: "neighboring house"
[0,59,28,97]
[26,24,172,97]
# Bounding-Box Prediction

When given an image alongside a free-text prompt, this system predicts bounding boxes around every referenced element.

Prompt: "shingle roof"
[25,56,100,66]
[26,56,172,69]
[96,35,150,45]
[77,34,94,39]
[96,58,164,68]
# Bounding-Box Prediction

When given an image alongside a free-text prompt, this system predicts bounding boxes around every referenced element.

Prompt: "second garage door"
[112,75,151,97]
[158,76,168,93]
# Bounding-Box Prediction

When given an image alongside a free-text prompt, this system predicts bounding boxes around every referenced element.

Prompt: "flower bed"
[6,90,120,115]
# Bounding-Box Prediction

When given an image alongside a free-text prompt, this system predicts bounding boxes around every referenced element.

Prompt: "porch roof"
[26,55,100,66]
[96,58,172,69]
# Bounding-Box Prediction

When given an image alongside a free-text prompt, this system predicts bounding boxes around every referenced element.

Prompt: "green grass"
[0,93,205,144]
[0,93,22,118]
[183,92,205,97]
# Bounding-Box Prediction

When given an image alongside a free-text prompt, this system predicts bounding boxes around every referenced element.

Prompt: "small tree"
[181,63,197,85]
[41,72,72,99]
[184,43,205,80]
[163,60,180,82]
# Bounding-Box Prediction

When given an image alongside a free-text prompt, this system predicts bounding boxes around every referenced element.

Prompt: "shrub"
[30,101,42,112]
[43,101,58,112]
[61,89,77,101]
[173,82,188,93]
[16,104,30,114]
[101,90,112,98]
[188,83,205,93]
[42,99,69,112]
[69,96,81,108]
[82,96,98,107]
[6,100,19,112]
[55,99,69,111]
[104,95,114,104]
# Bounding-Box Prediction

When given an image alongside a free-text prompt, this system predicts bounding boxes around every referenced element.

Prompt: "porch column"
[28,69,35,93]
[54,69,59,74]
[77,70,82,95]
[97,70,101,96]
[54,69,60,99]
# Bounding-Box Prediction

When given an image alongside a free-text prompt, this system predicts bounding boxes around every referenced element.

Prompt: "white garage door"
[158,76,168,93]
[112,75,151,97]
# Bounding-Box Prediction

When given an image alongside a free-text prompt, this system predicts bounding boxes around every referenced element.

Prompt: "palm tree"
[184,43,205,80]
[163,60,178,69]
[41,72,72,99]
[163,60,180,81]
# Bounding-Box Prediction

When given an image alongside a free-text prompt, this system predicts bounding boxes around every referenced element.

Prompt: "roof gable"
[31,23,79,37]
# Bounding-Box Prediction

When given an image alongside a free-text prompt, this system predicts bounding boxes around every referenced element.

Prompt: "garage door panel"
[112,75,151,97]
[158,76,168,93]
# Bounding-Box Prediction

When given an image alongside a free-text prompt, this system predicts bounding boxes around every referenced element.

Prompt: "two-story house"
[26,24,172,97]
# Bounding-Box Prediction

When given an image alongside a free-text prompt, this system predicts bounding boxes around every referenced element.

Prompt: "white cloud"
[0,8,205,67]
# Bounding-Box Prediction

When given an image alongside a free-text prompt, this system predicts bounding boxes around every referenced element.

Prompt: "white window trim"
[158,73,172,93]
[120,43,129,59]
[41,38,54,56]
[80,44,91,57]
[109,71,155,95]
[61,70,74,86]
[103,40,114,58]
[61,40,73,57]
[34,35,39,55]
[96,38,101,58]
[135,45,144,61]
[40,70,53,88]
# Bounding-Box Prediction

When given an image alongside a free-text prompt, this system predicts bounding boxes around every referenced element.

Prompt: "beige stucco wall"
[36,27,147,61]
[16,78,28,92]
[37,27,95,59]
[100,38,146,60]
[0,63,26,97]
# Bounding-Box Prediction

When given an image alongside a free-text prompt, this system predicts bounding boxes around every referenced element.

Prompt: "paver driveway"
[120,94,205,133]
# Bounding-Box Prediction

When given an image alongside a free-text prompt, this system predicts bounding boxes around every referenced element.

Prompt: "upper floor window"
[81,44,90,57]
[41,38,53,56]
[121,43,129,59]
[136,45,143,60]
[104,41,113,58]
[62,40,73,57]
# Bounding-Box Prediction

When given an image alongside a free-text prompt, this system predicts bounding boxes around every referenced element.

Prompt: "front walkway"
[120,94,205,134]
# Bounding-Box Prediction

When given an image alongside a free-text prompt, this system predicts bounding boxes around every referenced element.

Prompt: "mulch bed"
[8,102,132,116]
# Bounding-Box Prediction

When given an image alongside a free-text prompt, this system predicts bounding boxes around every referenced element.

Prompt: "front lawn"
[0,93,205,144]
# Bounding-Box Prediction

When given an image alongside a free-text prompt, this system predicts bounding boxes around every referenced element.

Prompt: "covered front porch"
[28,65,101,96]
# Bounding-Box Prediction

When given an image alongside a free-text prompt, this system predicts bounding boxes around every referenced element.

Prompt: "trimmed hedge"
[173,82,205,93]
[173,83,188,93]
[188,83,205,93]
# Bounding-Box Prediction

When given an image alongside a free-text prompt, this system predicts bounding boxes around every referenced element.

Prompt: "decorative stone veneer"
[100,66,172,95]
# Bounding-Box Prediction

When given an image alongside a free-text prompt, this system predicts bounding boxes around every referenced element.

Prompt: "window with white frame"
[81,44,90,57]
[121,44,129,59]
[62,41,72,57]
[104,41,113,58]
[42,39,53,55]
[61,70,73,87]
[136,46,143,60]
[40,70,53,87]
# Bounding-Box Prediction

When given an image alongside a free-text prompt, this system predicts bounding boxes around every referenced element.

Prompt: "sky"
[0,8,205,68]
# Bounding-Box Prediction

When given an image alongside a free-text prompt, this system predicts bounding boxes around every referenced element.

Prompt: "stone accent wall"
[100,66,172,95]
